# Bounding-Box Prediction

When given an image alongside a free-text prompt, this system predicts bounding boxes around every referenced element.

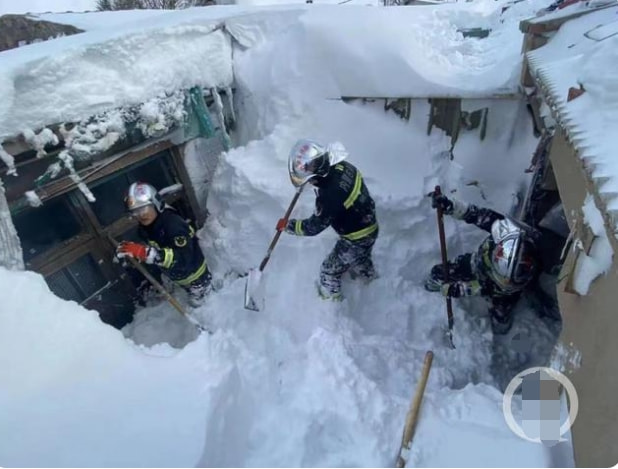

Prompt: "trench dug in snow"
[122,92,563,465]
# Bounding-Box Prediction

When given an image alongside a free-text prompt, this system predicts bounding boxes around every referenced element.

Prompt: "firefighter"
[278,139,378,300]
[425,191,541,334]
[116,182,212,307]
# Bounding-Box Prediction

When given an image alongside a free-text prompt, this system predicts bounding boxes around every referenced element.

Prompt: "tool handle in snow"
[258,185,304,272]
[434,186,455,338]
[396,351,434,468]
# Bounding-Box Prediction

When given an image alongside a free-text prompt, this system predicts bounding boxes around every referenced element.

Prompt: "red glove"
[276,218,289,232]
[116,241,154,263]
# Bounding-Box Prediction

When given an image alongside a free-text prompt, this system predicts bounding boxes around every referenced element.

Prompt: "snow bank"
[0,267,213,467]
[0,8,236,139]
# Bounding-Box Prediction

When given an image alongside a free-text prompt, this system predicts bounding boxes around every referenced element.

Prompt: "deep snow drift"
[0,1,573,467]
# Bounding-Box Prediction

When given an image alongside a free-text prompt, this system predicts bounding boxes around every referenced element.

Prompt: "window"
[89,151,175,226]
[46,254,107,303]
[13,196,82,262]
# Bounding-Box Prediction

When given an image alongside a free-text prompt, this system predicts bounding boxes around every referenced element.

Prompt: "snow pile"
[527,5,618,232]
[572,194,614,295]
[0,8,234,139]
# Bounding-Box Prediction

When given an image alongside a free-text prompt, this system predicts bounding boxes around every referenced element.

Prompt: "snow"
[526,4,618,233]
[1,0,551,141]
[572,194,613,295]
[0,1,574,467]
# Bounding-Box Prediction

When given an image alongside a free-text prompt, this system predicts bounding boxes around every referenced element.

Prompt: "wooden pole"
[396,351,434,468]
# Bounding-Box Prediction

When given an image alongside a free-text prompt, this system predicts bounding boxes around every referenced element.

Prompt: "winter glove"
[440,280,482,298]
[430,191,454,215]
[116,241,158,264]
[429,191,468,219]
[276,218,289,232]
[278,218,296,234]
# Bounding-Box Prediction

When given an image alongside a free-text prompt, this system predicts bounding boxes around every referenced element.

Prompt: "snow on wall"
[527,5,618,235]
[572,194,614,295]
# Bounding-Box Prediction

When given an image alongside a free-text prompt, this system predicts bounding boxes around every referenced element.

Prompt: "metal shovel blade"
[244,268,266,311]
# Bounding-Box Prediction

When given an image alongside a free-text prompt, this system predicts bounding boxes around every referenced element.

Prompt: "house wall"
[550,128,618,468]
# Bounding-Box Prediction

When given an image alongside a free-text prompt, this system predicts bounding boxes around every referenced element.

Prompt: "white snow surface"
[0,2,573,467]
[527,4,618,234]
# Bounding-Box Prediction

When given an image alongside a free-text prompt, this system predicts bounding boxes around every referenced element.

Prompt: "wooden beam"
[170,145,205,227]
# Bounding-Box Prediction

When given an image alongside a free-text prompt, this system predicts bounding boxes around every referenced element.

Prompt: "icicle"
[0,144,17,176]
[211,87,231,149]
[58,151,96,203]
[225,86,236,125]
[0,180,24,270]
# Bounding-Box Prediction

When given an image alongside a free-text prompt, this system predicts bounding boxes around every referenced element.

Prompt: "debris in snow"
[572,194,614,295]
[58,151,96,203]
[22,128,59,158]
[0,145,17,176]
[136,92,187,139]
[25,191,43,208]
[60,110,126,160]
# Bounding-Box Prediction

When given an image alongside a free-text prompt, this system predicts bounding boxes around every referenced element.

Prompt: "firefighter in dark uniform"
[425,191,541,334]
[116,182,212,307]
[277,139,378,300]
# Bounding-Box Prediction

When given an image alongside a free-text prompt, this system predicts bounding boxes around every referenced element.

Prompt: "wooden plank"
[9,139,174,208]
[170,145,205,227]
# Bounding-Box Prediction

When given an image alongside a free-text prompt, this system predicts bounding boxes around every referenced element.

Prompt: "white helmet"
[125,182,164,213]
[488,218,537,291]
[287,139,349,187]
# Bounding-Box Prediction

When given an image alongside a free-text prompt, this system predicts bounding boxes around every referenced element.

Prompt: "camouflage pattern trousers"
[319,229,378,298]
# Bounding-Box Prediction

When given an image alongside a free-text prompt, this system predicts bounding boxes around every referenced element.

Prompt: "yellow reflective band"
[176,260,207,286]
[343,171,362,209]
[161,248,174,269]
[295,219,304,235]
[335,164,344,171]
[342,223,378,241]
[149,240,161,249]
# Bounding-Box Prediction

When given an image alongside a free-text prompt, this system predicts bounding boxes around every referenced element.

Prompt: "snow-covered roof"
[527,5,618,235]
[0,1,551,141]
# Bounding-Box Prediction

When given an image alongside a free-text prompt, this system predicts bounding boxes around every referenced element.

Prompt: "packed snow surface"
[0,1,573,467]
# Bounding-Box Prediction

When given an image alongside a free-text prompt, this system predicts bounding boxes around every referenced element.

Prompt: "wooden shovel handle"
[258,185,304,272]
[434,186,454,331]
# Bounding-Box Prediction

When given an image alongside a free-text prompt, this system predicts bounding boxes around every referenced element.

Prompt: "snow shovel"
[244,185,304,311]
[108,235,210,333]
[434,185,456,349]
[395,350,434,468]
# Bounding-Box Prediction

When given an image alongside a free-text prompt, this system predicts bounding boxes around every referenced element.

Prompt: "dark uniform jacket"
[290,160,377,241]
[138,209,206,285]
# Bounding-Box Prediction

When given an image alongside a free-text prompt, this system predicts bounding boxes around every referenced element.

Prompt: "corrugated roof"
[527,5,618,235]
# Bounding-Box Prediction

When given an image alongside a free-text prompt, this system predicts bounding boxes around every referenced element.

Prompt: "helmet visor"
[288,140,327,187]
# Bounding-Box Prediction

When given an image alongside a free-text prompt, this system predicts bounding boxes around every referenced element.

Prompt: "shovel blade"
[244,268,265,311]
